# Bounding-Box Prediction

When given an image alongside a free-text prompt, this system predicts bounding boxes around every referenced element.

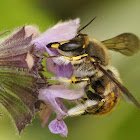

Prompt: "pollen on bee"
[110,92,115,98]
[111,101,114,106]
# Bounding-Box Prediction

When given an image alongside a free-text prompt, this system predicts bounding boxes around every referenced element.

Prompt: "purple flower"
[38,84,84,137]
[49,119,68,137]
[0,25,41,133]
[33,18,84,137]
[46,58,73,78]
[39,85,84,117]
[0,19,82,137]
[33,18,80,78]
[32,18,80,51]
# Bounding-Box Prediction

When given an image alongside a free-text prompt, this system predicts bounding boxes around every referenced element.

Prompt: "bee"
[47,17,140,117]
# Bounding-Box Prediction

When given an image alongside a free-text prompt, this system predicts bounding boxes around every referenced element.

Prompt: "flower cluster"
[32,19,85,137]
[0,25,40,133]
[0,19,84,137]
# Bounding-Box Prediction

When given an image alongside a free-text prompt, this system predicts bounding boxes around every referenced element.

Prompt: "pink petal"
[38,85,84,118]
[49,119,68,137]
[60,127,68,137]
[46,58,73,78]
[33,18,80,51]
[39,91,67,118]
[46,58,57,76]
[25,25,40,39]
[33,19,79,78]
[56,98,67,113]
[56,63,73,78]
[39,85,84,101]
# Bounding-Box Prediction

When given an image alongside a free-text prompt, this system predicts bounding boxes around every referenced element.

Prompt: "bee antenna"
[78,16,96,33]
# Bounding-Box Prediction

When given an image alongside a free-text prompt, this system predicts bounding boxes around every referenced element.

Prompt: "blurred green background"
[0,0,140,140]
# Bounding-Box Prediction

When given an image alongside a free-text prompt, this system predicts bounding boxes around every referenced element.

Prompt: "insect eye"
[58,40,84,52]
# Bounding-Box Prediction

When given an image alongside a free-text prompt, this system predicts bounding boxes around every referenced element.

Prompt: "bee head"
[47,34,89,56]
[47,17,96,56]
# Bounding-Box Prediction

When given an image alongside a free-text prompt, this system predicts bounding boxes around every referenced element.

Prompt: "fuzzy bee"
[46,17,140,117]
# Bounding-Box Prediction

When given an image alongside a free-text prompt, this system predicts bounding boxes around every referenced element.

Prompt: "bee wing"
[102,33,140,56]
[97,63,140,109]
[121,94,134,104]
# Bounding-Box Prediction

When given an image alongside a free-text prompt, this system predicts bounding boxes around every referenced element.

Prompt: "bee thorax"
[72,58,97,77]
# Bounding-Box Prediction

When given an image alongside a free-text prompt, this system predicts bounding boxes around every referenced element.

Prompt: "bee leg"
[46,53,88,63]
[85,98,105,114]
[62,54,88,61]
[71,76,90,84]
[67,98,105,117]
[47,76,89,84]
[86,90,103,101]
[82,90,105,114]
[67,86,105,117]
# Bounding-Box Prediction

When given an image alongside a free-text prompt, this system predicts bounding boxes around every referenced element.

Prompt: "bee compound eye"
[59,41,83,52]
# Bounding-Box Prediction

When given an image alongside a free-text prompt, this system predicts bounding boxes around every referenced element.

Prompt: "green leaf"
[0,26,40,134]
[0,67,38,133]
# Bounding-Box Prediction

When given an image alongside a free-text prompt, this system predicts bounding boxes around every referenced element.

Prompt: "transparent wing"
[121,93,133,104]
[102,33,140,56]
